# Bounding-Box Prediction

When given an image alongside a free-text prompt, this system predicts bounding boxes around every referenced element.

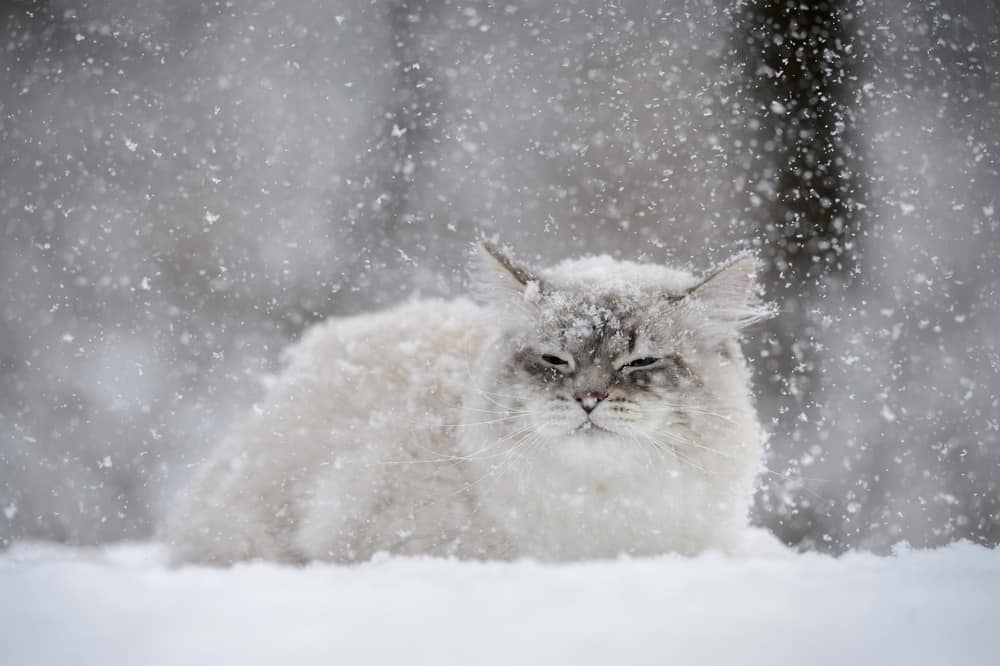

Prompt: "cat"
[162,242,780,564]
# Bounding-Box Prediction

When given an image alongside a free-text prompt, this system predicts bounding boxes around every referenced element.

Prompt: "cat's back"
[284,296,489,415]
[234,297,491,464]
[163,297,491,564]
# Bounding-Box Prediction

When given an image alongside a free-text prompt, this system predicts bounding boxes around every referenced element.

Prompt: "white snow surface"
[2,542,997,666]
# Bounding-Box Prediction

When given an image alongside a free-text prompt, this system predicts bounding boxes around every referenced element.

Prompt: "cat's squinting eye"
[622,357,659,369]
[541,354,569,366]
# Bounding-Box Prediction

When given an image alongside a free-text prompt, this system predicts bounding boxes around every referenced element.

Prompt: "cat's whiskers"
[513,435,548,483]
[458,422,543,462]
[660,430,735,461]
[463,429,546,490]
[481,416,562,488]
[405,406,529,429]
[433,413,532,429]
[473,390,528,413]
[488,437,534,483]
[475,388,540,409]
[634,429,714,476]
[637,432,675,465]
[490,430,549,486]
[476,387,537,402]
[455,404,532,415]
[641,403,735,421]
[620,427,660,467]
[756,466,832,502]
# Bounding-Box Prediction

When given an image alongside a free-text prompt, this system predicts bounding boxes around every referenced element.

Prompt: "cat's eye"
[623,357,659,369]
[541,354,569,366]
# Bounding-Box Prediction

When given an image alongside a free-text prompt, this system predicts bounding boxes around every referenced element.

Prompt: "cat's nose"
[574,391,607,413]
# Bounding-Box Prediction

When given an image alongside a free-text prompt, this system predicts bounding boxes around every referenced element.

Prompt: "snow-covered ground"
[1,542,997,666]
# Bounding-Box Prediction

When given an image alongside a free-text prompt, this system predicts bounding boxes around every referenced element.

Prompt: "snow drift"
[1,542,997,666]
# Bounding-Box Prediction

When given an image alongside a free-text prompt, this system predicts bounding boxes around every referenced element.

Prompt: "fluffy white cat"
[162,243,780,564]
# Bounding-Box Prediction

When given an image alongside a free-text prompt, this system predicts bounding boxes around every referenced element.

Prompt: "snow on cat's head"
[472,242,771,469]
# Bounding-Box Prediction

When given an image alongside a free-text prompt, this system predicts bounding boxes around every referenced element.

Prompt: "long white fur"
[162,247,780,564]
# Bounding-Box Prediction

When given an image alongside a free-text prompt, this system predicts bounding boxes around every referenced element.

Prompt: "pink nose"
[573,391,607,413]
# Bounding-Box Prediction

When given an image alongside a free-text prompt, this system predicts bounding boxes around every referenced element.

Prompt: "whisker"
[475,388,536,402]
[660,431,734,460]
[433,413,532,429]
[641,404,735,421]
[458,423,542,461]
[489,437,536,483]
[636,430,713,476]
[462,430,543,490]
[452,405,532,415]
[475,391,525,412]
[623,428,659,467]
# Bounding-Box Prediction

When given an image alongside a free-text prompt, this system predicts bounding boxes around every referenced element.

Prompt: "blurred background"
[1,0,997,553]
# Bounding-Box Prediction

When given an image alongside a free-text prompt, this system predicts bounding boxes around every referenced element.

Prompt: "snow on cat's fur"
[162,243,778,564]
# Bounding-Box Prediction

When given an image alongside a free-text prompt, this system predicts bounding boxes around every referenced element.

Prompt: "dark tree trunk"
[733,0,865,283]
[729,0,868,548]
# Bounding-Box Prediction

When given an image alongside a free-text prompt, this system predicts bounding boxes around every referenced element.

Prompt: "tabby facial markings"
[513,349,565,384]
[623,379,656,394]
[621,355,696,389]
[551,302,635,362]
[507,302,713,442]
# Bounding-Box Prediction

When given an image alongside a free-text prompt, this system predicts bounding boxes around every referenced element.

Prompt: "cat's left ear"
[688,254,773,331]
[472,241,543,305]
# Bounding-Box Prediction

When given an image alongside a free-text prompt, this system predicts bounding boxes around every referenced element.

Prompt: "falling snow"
[1,0,998,653]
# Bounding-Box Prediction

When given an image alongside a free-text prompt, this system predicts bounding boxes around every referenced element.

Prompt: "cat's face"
[474,242,769,468]
[500,293,701,446]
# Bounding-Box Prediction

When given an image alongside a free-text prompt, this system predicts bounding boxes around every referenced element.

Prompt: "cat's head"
[471,241,772,467]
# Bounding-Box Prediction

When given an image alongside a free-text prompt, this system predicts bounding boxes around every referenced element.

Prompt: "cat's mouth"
[574,420,614,436]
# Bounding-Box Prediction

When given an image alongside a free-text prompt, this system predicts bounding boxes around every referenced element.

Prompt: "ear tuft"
[471,241,541,305]
[689,253,773,332]
[479,241,537,287]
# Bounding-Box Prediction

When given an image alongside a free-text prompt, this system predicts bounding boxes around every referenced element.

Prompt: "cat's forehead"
[529,288,678,357]
[539,290,631,327]
[507,256,702,354]
[540,255,698,294]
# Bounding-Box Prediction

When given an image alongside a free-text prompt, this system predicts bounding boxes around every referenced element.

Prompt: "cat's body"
[163,246,778,564]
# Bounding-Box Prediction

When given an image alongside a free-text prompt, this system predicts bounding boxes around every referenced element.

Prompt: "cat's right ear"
[686,253,774,335]
[472,241,542,305]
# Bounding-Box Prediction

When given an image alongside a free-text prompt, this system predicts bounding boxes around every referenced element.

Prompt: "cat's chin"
[546,430,646,472]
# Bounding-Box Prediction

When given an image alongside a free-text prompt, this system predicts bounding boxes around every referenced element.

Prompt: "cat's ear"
[473,241,542,304]
[688,254,773,332]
